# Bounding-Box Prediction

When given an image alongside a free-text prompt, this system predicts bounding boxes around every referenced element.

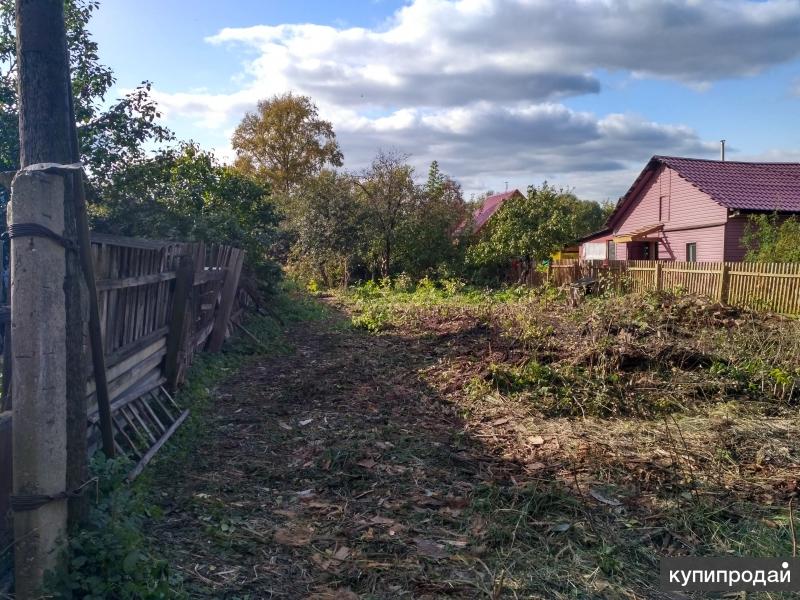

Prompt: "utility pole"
[12,0,86,594]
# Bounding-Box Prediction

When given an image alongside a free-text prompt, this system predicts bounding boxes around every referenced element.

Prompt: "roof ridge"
[655,155,800,167]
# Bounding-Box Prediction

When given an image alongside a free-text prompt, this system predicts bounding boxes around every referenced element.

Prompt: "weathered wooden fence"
[0,233,249,577]
[546,259,800,315]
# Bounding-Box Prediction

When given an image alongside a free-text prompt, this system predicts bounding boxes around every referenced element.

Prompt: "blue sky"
[90,0,800,201]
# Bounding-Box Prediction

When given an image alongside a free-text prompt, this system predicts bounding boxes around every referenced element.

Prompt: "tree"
[231,93,342,198]
[289,170,368,287]
[394,160,469,277]
[467,183,576,281]
[742,214,800,262]
[356,150,417,278]
[93,143,282,289]
[0,0,171,179]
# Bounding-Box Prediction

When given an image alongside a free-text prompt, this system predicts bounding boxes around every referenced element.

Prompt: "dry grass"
[146,285,800,599]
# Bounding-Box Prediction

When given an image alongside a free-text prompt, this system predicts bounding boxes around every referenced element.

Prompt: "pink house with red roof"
[579,156,800,262]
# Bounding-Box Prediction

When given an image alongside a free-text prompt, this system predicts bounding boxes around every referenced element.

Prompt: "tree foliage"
[467,184,580,280]
[742,214,800,262]
[231,93,342,197]
[355,150,418,278]
[394,160,469,276]
[93,143,282,288]
[289,170,368,287]
[0,0,171,177]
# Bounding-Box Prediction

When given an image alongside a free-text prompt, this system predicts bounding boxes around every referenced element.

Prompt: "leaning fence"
[543,259,800,315]
[0,233,250,578]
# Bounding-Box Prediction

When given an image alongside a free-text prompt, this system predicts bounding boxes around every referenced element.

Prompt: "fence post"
[164,256,195,392]
[10,172,69,595]
[717,264,730,304]
[546,263,552,285]
[654,262,663,292]
[208,250,245,352]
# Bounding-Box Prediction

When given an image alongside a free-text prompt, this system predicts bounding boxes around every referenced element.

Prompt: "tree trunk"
[16,0,88,535]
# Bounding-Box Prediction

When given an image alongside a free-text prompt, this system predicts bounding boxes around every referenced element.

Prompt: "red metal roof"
[471,189,522,232]
[656,156,800,212]
[611,156,800,225]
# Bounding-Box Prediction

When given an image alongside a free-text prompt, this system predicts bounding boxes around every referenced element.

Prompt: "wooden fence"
[0,233,249,578]
[546,259,800,315]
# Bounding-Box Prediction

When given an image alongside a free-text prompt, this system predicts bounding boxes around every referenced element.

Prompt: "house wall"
[724,216,750,261]
[612,165,729,261]
[661,224,726,261]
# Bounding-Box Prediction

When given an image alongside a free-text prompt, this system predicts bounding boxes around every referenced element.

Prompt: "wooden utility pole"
[13,0,85,594]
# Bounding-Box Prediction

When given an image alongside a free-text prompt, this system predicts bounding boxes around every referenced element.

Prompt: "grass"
[135,277,799,599]
[334,278,800,598]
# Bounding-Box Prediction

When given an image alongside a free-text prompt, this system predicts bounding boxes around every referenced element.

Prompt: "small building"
[470,189,524,234]
[579,156,800,262]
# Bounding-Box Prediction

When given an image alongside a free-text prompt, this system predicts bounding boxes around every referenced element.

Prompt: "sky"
[91,0,800,202]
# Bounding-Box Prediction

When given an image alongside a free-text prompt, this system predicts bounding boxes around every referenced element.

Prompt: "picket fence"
[543,259,800,315]
[0,233,250,580]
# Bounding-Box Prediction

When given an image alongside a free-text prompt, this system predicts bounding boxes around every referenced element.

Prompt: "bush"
[45,454,184,599]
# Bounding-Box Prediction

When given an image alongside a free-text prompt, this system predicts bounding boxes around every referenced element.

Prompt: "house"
[469,189,524,234]
[579,156,800,262]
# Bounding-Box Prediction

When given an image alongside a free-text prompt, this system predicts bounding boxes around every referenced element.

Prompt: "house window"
[686,242,697,262]
[607,240,616,260]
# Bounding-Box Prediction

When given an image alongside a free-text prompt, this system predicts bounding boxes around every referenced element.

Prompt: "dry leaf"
[491,416,510,426]
[274,526,313,547]
[589,489,622,507]
[278,421,293,431]
[333,546,351,561]
[299,418,314,426]
[414,537,449,559]
[305,586,359,599]
[526,461,546,471]
[370,515,395,526]
[357,458,377,469]
[528,435,545,445]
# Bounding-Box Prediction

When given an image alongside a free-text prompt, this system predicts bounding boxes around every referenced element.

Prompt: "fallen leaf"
[528,435,545,445]
[491,417,510,426]
[357,458,377,469]
[442,538,468,548]
[550,523,571,533]
[296,489,315,499]
[274,526,313,547]
[414,537,449,559]
[299,418,314,426]
[333,546,351,561]
[526,462,546,471]
[278,421,293,431]
[590,489,622,507]
[305,587,359,599]
[370,515,395,526]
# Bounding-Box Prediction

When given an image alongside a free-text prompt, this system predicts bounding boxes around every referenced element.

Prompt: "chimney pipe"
[720,139,726,161]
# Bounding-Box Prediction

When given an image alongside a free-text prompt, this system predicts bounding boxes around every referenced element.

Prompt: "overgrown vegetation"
[744,213,800,262]
[42,286,325,599]
[137,282,799,598]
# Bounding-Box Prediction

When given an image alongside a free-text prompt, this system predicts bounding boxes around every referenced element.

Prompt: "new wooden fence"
[547,259,800,315]
[0,233,250,579]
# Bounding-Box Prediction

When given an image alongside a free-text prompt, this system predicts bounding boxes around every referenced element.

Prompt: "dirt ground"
[147,295,799,600]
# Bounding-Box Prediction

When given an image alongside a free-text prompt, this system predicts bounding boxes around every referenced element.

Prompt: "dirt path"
[150,306,528,599]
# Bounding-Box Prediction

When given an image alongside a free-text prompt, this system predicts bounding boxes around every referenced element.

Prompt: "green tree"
[289,170,368,287]
[0,0,171,178]
[394,161,469,277]
[467,183,576,281]
[743,214,800,262]
[231,92,343,198]
[93,143,282,288]
[356,150,417,278]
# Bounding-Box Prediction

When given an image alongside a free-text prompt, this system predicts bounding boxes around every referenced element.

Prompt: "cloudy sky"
[92,0,800,201]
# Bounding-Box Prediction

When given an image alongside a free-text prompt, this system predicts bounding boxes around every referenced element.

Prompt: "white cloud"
[150,0,800,198]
